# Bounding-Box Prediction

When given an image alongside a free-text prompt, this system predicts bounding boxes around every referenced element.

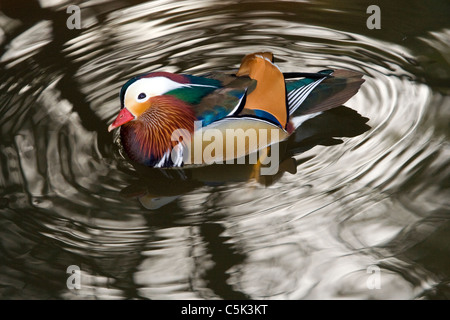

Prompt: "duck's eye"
[137,93,147,100]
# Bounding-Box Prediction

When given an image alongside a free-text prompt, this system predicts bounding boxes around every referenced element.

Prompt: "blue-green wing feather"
[171,72,255,126]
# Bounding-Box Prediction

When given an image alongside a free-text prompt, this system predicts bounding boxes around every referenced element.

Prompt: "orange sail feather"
[236,52,288,128]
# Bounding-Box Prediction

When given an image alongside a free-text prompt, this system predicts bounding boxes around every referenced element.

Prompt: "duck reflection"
[120,106,370,209]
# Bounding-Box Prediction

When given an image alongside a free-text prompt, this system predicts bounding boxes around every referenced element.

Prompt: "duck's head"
[108,72,197,167]
[108,72,190,132]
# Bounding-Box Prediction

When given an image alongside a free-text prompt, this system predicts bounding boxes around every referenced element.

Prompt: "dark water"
[0,0,449,299]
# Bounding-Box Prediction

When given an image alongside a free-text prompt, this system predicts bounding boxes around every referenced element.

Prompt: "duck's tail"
[285,69,365,128]
[235,52,365,131]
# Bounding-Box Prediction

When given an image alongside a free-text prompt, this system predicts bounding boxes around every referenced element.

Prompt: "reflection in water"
[0,0,449,299]
[122,106,370,209]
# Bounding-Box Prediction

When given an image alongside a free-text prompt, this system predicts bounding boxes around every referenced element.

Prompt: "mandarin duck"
[108,52,364,168]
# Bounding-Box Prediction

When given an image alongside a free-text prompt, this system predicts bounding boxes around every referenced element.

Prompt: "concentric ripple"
[0,0,448,299]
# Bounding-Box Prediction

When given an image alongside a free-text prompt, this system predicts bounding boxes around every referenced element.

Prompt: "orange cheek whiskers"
[129,96,196,162]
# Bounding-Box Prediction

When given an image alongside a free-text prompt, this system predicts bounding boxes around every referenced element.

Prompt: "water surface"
[0,0,449,299]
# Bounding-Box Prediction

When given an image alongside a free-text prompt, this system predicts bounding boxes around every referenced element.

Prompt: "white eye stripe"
[125,76,220,106]
[125,77,186,104]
